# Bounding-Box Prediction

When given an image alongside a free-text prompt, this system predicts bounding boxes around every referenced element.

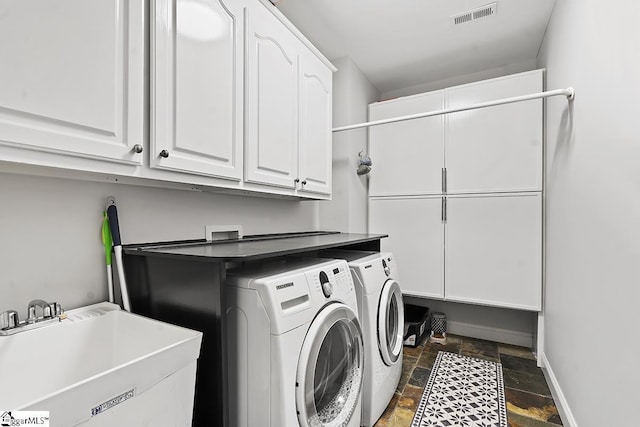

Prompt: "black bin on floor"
[402,304,430,347]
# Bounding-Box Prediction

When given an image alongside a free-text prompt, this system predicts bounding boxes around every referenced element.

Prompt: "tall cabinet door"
[369,91,445,197]
[445,194,542,310]
[245,5,299,188]
[151,0,244,180]
[297,51,332,195]
[0,0,144,166]
[369,197,444,299]
[446,70,543,194]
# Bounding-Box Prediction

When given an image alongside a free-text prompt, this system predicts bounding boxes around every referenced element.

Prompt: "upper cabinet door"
[369,91,445,197]
[446,70,543,194]
[151,0,244,180]
[0,0,144,165]
[297,51,332,195]
[245,4,299,189]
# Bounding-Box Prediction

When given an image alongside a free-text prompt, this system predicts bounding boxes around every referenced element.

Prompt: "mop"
[106,198,131,312]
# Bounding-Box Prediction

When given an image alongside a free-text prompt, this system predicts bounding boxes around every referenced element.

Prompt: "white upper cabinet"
[297,51,332,195]
[0,0,334,199]
[446,70,543,194]
[369,91,445,197]
[0,0,144,166]
[151,0,244,180]
[245,4,299,189]
[245,3,334,195]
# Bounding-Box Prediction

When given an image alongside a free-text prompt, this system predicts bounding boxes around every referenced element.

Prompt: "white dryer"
[321,251,404,427]
[225,258,364,427]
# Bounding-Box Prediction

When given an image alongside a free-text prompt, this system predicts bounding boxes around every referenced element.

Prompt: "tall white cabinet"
[369,70,543,311]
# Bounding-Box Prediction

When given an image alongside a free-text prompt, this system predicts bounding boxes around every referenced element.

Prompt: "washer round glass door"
[296,302,364,427]
[377,279,404,365]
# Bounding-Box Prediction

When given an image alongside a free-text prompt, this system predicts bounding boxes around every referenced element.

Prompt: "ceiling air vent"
[451,2,497,26]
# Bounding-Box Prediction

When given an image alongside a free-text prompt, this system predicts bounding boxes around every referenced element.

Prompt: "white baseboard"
[446,320,533,348]
[540,352,578,427]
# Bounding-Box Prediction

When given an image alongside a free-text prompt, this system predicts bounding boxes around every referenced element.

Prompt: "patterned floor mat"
[411,351,507,427]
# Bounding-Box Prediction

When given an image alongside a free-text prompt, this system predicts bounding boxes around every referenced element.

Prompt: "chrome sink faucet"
[0,299,64,336]
[27,299,62,323]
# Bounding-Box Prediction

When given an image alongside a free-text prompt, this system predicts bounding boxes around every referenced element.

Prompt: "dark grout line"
[504,385,555,400]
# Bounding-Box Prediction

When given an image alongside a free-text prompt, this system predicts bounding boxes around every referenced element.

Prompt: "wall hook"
[357,151,372,175]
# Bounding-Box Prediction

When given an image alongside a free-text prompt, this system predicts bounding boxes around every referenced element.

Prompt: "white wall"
[0,172,319,319]
[538,1,640,425]
[320,57,379,232]
[380,59,537,100]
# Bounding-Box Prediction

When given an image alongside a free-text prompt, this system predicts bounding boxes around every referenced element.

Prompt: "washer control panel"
[332,264,353,292]
[307,261,353,299]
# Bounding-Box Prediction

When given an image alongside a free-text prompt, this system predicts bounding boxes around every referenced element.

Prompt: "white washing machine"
[225,258,364,427]
[321,251,404,427]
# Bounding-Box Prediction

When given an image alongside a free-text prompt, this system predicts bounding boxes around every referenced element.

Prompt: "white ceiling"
[276,0,556,94]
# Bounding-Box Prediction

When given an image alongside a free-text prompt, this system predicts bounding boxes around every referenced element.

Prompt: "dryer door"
[378,279,404,365]
[296,302,364,427]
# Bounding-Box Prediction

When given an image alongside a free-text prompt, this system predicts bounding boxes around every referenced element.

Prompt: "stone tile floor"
[374,334,563,427]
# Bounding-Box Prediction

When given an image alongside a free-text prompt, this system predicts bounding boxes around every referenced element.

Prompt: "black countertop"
[123,231,387,262]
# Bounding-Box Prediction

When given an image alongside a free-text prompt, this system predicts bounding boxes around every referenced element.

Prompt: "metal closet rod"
[332,87,575,133]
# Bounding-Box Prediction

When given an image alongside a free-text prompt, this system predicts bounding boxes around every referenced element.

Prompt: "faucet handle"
[27,305,37,323]
[27,299,50,322]
[26,300,63,323]
[0,310,19,330]
[51,302,63,316]
[40,302,63,318]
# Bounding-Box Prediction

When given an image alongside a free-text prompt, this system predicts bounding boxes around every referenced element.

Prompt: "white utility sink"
[0,303,203,426]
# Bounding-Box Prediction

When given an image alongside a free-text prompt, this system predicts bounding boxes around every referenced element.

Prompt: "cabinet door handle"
[301,180,307,186]
[441,197,447,223]
[132,144,143,154]
[159,150,169,158]
[294,178,300,189]
[444,197,447,222]
[442,168,447,193]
